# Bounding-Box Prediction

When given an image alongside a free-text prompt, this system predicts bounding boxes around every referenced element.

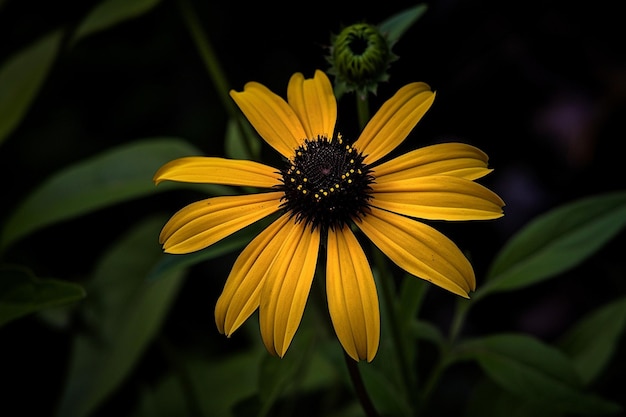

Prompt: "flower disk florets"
[277,135,374,231]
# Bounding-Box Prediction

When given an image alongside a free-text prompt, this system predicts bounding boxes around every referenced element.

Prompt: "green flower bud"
[327,23,396,99]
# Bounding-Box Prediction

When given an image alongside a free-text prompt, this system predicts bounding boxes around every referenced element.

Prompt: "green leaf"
[224,117,261,161]
[479,191,626,298]
[369,260,417,416]
[0,265,85,326]
[72,0,163,43]
[398,275,428,321]
[466,377,562,417]
[132,348,265,417]
[558,296,626,384]
[134,377,191,417]
[255,315,337,416]
[148,223,262,281]
[457,333,622,415]
[0,30,63,146]
[407,319,444,346]
[55,215,185,417]
[358,361,413,417]
[0,138,215,251]
[378,4,428,45]
[398,277,436,366]
[184,351,265,417]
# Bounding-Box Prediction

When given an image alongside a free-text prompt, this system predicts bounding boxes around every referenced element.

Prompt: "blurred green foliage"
[1,0,624,416]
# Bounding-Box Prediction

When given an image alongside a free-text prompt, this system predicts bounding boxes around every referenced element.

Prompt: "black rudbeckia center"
[277,134,374,230]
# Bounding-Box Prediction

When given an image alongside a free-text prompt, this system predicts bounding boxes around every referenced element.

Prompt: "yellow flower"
[154,70,504,362]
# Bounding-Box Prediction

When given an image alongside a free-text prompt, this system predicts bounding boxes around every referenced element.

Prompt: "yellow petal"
[160,192,282,254]
[353,82,435,165]
[357,207,475,297]
[230,82,306,158]
[153,157,281,188]
[287,70,337,140]
[374,143,493,182]
[215,214,292,335]
[371,175,505,220]
[326,225,380,362]
[259,220,320,357]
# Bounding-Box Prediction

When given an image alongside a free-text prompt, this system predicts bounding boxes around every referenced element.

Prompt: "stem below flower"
[356,94,370,130]
[343,352,381,417]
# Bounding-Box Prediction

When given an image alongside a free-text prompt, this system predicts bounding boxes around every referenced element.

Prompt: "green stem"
[344,352,381,417]
[158,336,205,417]
[417,351,449,414]
[448,298,472,343]
[373,247,417,409]
[356,93,370,130]
[418,296,473,411]
[178,0,232,113]
[316,252,379,417]
[178,0,256,157]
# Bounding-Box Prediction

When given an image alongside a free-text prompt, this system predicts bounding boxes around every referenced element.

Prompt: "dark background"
[1,0,625,415]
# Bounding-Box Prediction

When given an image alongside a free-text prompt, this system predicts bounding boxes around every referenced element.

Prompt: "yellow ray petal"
[230,82,306,158]
[153,157,281,188]
[326,225,380,362]
[259,220,320,357]
[371,175,505,221]
[357,207,475,297]
[353,82,435,165]
[159,192,282,254]
[215,214,292,335]
[373,143,493,182]
[287,70,337,141]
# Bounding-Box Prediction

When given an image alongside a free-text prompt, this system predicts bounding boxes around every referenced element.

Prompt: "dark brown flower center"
[277,135,374,230]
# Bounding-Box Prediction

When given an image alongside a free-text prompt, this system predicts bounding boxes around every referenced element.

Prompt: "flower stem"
[344,352,381,417]
[356,94,370,130]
